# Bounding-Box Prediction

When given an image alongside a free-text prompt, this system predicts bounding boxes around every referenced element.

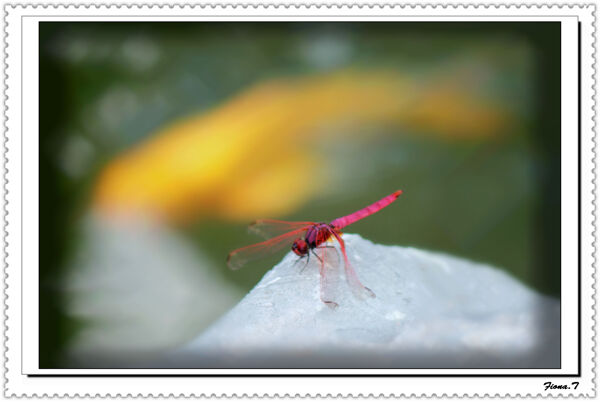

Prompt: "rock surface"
[166,234,560,368]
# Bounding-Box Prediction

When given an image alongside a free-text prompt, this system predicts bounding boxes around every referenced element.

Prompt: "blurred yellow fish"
[94,69,510,223]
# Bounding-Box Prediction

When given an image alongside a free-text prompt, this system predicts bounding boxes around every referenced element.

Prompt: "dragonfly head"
[292,238,308,256]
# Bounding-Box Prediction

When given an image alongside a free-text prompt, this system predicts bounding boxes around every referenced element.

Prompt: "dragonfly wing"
[329,229,375,299]
[249,219,316,240]
[317,245,340,308]
[227,227,309,270]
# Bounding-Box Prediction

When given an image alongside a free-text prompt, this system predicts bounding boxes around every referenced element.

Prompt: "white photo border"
[2,2,596,398]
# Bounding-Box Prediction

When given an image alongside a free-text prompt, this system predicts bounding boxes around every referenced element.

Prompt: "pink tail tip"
[393,190,403,197]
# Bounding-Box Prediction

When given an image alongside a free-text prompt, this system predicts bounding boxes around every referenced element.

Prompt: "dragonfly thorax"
[291,223,336,257]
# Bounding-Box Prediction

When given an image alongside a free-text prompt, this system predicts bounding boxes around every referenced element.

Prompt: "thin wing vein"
[249,219,316,239]
[227,227,309,270]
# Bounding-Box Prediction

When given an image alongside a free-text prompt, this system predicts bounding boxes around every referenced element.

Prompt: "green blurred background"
[39,22,560,368]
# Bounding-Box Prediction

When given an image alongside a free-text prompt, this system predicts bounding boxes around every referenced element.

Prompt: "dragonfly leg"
[311,249,323,264]
[329,230,375,298]
[318,246,338,308]
[297,253,310,273]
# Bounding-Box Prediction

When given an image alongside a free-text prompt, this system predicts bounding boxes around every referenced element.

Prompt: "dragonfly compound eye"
[292,239,308,256]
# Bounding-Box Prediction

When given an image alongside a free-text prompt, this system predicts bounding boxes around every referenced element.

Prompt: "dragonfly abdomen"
[330,190,402,229]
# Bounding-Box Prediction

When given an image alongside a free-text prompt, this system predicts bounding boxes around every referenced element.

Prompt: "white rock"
[166,234,559,368]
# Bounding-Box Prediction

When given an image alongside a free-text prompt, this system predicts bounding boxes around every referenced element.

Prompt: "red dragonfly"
[227,190,403,307]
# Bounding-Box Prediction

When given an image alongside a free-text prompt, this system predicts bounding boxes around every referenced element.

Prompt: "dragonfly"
[227,190,403,307]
